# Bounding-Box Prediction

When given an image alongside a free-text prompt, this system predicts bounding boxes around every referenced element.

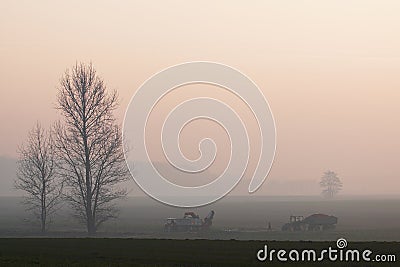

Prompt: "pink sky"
[1,1,399,195]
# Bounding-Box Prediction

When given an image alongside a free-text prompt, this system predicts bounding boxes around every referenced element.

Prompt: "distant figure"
[267,221,272,231]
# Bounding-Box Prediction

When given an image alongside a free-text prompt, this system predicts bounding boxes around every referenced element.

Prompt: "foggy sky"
[0,1,399,196]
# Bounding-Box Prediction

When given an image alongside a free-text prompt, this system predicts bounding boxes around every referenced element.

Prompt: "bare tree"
[320,170,342,198]
[15,122,63,233]
[54,62,129,234]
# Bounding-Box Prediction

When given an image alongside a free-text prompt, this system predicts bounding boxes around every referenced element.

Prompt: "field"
[0,238,399,267]
[1,196,400,266]
[1,195,400,241]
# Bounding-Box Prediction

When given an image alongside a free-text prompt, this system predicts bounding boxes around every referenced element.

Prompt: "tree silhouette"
[320,170,342,198]
[15,122,63,233]
[54,62,129,234]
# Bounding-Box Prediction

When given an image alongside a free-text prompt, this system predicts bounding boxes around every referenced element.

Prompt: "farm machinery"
[164,210,215,232]
[282,214,338,231]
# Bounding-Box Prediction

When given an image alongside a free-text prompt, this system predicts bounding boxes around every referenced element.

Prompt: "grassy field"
[0,196,399,266]
[0,238,399,267]
[1,196,400,241]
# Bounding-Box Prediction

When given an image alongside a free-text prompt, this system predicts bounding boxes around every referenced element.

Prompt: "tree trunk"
[41,216,46,234]
[41,179,46,234]
[83,124,95,235]
[86,214,96,235]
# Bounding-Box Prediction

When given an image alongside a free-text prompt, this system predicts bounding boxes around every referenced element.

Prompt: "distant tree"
[54,62,129,235]
[15,122,63,233]
[319,170,342,198]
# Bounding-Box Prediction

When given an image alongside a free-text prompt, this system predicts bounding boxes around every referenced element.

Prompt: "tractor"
[282,214,338,231]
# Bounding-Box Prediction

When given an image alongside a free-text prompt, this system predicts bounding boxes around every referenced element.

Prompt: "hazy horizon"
[0,154,398,197]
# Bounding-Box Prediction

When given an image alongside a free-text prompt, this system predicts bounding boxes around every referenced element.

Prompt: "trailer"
[282,214,338,231]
